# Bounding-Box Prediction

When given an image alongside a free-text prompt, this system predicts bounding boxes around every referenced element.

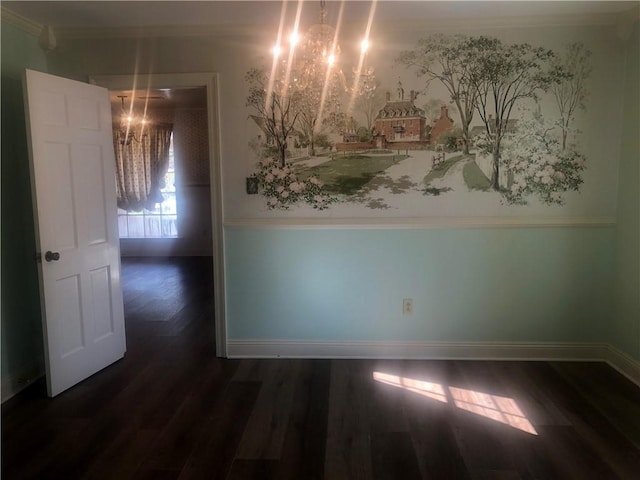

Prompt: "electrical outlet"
[403,298,413,315]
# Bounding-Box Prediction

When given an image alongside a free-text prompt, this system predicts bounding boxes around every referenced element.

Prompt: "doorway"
[111,86,215,348]
[90,73,226,356]
[109,86,212,256]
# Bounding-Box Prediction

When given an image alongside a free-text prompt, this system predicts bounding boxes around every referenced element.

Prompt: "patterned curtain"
[113,123,173,212]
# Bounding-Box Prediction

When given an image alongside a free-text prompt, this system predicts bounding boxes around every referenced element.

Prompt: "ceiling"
[2,1,637,30]
[110,87,207,114]
[111,87,206,108]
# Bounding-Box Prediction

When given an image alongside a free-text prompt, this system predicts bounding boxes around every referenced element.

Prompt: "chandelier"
[272,2,376,92]
[266,1,376,142]
[117,95,148,146]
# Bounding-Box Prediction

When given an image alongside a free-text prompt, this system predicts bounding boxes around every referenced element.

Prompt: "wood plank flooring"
[3,257,640,479]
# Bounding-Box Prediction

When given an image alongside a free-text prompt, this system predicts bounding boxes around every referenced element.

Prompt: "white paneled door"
[23,69,126,397]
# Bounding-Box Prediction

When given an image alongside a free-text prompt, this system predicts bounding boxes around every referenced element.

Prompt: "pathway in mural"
[427,157,467,192]
[350,153,427,209]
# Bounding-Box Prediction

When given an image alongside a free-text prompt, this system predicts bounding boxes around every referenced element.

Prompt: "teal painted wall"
[613,23,640,362]
[1,23,47,389]
[225,227,614,343]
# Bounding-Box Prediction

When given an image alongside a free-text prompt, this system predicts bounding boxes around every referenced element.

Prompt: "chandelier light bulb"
[361,39,369,53]
[289,31,299,46]
[327,54,335,66]
[272,45,281,57]
[116,95,150,145]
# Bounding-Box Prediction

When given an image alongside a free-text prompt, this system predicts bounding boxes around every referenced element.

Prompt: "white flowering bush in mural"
[500,115,586,205]
[254,157,334,210]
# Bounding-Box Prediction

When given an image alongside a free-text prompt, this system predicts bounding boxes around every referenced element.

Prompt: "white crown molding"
[23,9,636,41]
[377,11,629,34]
[226,340,640,385]
[0,6,42,36]
[55,23,261,40]
[224,217,616,230]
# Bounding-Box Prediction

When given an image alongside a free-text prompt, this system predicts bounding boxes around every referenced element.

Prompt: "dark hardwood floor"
[3,257,640,479]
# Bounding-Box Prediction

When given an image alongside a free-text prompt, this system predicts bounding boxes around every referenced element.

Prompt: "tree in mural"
[353,67,386,131]
[286,24,348,156]
[245,67,335,210]
[551,42,592,150]
[463,36,560,191]
[245,67,299,168]
[398,34,477,155]
[291,72,343,156]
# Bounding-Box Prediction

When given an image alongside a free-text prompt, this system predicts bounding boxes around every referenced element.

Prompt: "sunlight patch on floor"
[373,372,538,435]
[449,386,538,435]
[372,371,448,403]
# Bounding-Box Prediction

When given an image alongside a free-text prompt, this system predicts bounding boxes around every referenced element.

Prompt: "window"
[117,134,178,238]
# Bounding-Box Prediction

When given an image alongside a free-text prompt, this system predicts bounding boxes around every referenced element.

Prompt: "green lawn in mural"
[462,159,492,191]
[297,153,409,195]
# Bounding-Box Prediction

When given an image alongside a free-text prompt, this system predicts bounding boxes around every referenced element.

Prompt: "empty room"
[1,1,639,479]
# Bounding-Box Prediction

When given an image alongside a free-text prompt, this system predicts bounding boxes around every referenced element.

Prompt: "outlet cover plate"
[403,298,413,315]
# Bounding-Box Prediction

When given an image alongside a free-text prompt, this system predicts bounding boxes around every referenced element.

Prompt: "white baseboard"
[604,345,640,385]
[2,343,636,404]
[226,340,640,385]
[226,340,610,360]
[1,360,45,403]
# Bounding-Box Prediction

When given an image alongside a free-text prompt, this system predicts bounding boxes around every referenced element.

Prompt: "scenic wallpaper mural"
[243,9,597,216]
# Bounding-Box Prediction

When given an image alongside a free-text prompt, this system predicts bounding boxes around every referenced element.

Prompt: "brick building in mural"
[430,105,455,146]
[373,81,427,148]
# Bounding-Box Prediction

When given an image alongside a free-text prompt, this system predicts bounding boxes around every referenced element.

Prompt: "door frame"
[90,72,226,357]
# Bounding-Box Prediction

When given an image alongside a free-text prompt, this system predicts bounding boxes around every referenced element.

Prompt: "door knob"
[45,251,60,262]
